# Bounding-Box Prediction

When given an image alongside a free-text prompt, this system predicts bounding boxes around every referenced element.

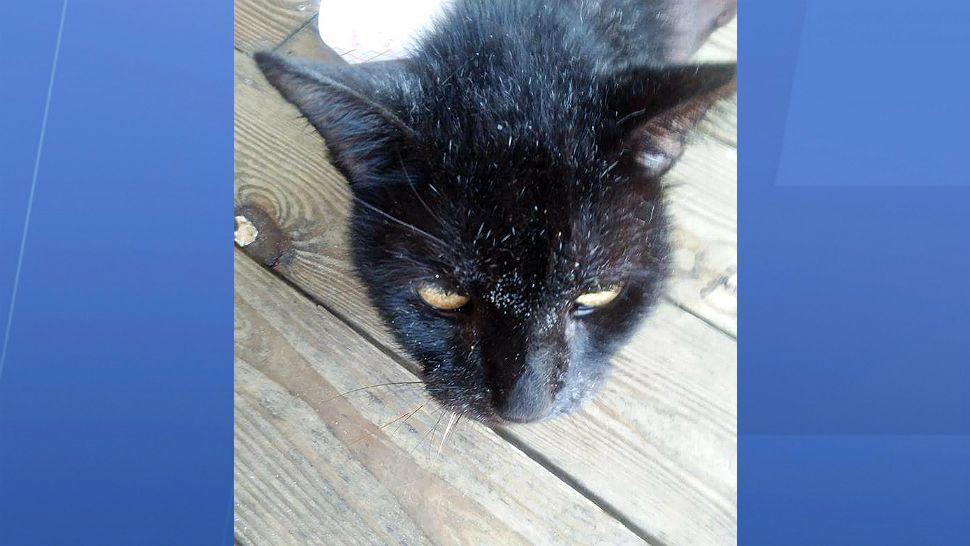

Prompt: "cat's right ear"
[605,63,736,179]
[254,52,416,186]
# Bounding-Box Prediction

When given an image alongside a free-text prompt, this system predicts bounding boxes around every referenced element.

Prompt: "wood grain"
[234,51,736,544]
[666,16,737,335]
[235,251,644,545]
[235,0,319,53]
[693,17,738,149]
[665,137,737,336]
[511,304,737,545]
[274,15,343,60]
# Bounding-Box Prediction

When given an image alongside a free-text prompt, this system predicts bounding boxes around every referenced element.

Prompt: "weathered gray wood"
[235,251,645,545]
[513,303,737,545]
[235,0,319,53]
[661,16,738,336]
[665,137,737,336]
[695,18,737,62]
[274,15,342,60]
[234,49,736,544]
[234,50,350,270]
[694,18,738,149]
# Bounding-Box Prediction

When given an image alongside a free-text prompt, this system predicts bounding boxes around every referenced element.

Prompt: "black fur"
[256,0,735,423]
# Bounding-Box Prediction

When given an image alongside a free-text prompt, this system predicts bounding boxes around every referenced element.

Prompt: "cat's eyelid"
[574,284,624,309]
[418,275,461,293]
[581,276,626,292]
[417,283,470,311]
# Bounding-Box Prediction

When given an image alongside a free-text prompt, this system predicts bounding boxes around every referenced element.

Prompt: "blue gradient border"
[0,1,232,544]
[2,0,968,544]
[741,1,970,543]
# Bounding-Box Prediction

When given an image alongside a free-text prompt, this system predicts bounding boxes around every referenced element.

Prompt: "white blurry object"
[318,0,453,64]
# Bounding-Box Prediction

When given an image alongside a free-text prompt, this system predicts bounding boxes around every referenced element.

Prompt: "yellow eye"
[575,285,623,309]
[417,284,470,311]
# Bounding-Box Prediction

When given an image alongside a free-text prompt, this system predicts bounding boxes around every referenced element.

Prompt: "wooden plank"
[234,251,644,545]
[234,49,736,544]
[668,17,737,334]
[695,18,737,63]
[665,138,737,335]
[275,15,342,61]
[233,43,355,272]
[694,17,737,147]
[235,0,319,53]
[514,304,736,545]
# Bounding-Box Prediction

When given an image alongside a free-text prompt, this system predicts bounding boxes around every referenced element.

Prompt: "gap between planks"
[234,249,650,544]
[235,247,663,545]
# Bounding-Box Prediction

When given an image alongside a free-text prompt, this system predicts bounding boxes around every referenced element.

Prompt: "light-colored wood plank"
[234,48,736,544]
[694,18,737,63]
[694,17,737,147]
[697,96,737,149]
[671,16,737,334]
[515,304,736,545]
[235,0,319,53]
[234,251,644,545]
[665,137,737,335]
[275,15,342,60]
[234,51,350,268]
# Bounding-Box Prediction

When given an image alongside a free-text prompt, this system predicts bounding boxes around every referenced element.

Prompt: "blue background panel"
[742,0,970,543]
[778,3,970,187]
[0,1,232,544]
[743,435,970,545]
[1,0,968,544]
[741,0,970,435]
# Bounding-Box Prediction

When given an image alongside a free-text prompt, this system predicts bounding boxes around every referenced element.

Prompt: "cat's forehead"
[407,142,654,299]
[457,208,614,291]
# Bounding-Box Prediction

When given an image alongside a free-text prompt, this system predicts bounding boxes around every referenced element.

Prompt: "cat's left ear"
[606,63,736,178]
[254,52,417,188]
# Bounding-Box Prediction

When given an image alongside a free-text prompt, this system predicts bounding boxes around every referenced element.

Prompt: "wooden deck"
[233,2,737,544]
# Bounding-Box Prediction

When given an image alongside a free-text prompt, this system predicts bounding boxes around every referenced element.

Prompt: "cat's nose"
[492,365,555,423]
[481,329,562,423]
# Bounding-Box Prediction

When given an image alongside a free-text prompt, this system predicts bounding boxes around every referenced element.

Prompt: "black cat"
[256,0,736,424]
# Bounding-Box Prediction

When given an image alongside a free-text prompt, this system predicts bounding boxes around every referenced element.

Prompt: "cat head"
[256,52,734,423]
